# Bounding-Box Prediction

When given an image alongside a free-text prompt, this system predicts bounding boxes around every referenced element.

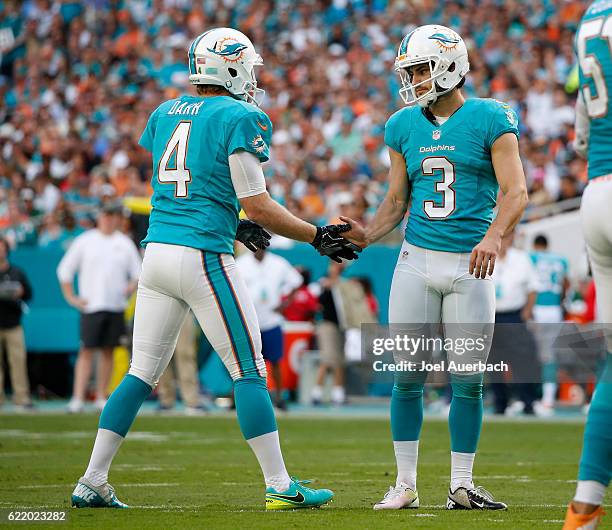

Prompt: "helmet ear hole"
[448,62,456,72]
[228,68,238,77]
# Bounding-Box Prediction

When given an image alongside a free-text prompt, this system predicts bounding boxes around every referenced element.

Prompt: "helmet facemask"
[397,57,459,108]
[237,55,265,106]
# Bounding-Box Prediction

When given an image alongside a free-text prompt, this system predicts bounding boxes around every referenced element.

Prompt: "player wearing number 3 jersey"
[342,25,528,512]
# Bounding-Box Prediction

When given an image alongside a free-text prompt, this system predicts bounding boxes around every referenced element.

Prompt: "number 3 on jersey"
[158,121,192,198]
[422,156,456,219]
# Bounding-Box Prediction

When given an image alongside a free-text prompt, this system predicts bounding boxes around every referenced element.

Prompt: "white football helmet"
[395,25,469,107]
[188,27,264,106]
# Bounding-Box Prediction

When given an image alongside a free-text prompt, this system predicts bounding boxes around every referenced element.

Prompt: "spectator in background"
[489,230,540,415]
[312,261,376,406]
[0,195,37,247]
[236,248,303,410]
[57,203,141,413]
[558,175,581,202]
[356,277,379,321]
[281,267,319,323]
[300,181,326,224]
[20,187,43,221]
[32,175,61,215]
[530,234,569,415]
[0,236,33,410]
[38,211,64,248]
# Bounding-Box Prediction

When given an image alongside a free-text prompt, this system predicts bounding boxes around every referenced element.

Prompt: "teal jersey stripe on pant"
[202,252,261,379]
[215,254,260,376]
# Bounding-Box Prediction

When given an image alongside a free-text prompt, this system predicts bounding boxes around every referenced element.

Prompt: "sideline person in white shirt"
[490,230,539,415]
[236,248,302,409]
[57,204,142,413]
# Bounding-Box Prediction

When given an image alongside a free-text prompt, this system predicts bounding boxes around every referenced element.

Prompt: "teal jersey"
[384,98,519,253]
[530,251,569,307]
[139,95,272,254]
[576,0,612,179]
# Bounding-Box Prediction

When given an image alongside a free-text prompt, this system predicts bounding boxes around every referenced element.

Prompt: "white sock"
[394,440,418,490]
[542,383,557,406]
[84,429,124,486]
[574,480,607,506]
[331,386,345,404]
[311,385,323,401]
[246,431,291,492]
[450,451,475,491]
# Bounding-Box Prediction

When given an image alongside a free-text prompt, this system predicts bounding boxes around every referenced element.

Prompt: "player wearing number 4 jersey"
[343,25,528,512]
[71,27,360,511]
[563,1,612,529]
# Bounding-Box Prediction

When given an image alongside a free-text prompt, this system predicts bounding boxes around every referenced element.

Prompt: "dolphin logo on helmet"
[428,32,461,50]
[207,40,249,61]
[188,28,265,106]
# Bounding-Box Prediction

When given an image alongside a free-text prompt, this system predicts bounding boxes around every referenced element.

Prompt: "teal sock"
[234,377,277,440]
[391,379,424,441]
[449,374,483,453]
[578,353,612,486]
[542,361,558,384]
[98,374,152,437]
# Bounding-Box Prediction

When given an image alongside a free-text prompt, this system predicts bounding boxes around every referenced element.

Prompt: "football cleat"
[71,477,128,508]
[562,503,606,529]
[265,477,333,510]
[373,482,419,510]
[446,485,507,510]
[66,399,84,414]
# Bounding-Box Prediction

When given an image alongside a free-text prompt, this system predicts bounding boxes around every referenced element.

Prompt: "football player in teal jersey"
[530,234,569,416]
[343,25,528,511]
[70,27,360,511]
[564,1,612,527]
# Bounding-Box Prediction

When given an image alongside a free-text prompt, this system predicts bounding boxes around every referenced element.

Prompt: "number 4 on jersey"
[423,156,456,219]
[159,121,192,198]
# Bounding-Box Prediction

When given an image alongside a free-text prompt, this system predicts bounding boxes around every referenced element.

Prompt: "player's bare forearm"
[364,194,408,245]
[485,184,528,241]
[240,192,317,243]
[342,148,410,247]
[489,132,528,238]
[470,133,528,278]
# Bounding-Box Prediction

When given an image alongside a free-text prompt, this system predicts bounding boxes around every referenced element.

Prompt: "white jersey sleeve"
[574,91,590,159]
[229,151,267,199]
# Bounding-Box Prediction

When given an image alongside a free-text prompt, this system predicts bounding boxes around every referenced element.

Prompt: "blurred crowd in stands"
[0,0,589,249]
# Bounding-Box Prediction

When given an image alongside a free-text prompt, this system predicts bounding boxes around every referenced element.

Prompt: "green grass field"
[0,413,606,529]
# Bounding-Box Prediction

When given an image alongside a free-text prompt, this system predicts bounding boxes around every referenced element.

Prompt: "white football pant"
[129,243,266,386]
[388,242,495,373]
[581,178,612,353]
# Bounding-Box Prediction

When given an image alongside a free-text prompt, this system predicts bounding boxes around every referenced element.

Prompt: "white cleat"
[446,485,507,510]
[66,399,84,414]
[533,400,555,417]
[71,477,128,508]
[373,482,419,510]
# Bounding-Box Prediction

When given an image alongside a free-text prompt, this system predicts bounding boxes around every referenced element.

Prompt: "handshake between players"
[236,206,362,263]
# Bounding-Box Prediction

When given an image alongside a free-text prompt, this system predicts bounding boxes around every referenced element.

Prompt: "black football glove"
[311,223,362,263]
[235,219,271,252]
